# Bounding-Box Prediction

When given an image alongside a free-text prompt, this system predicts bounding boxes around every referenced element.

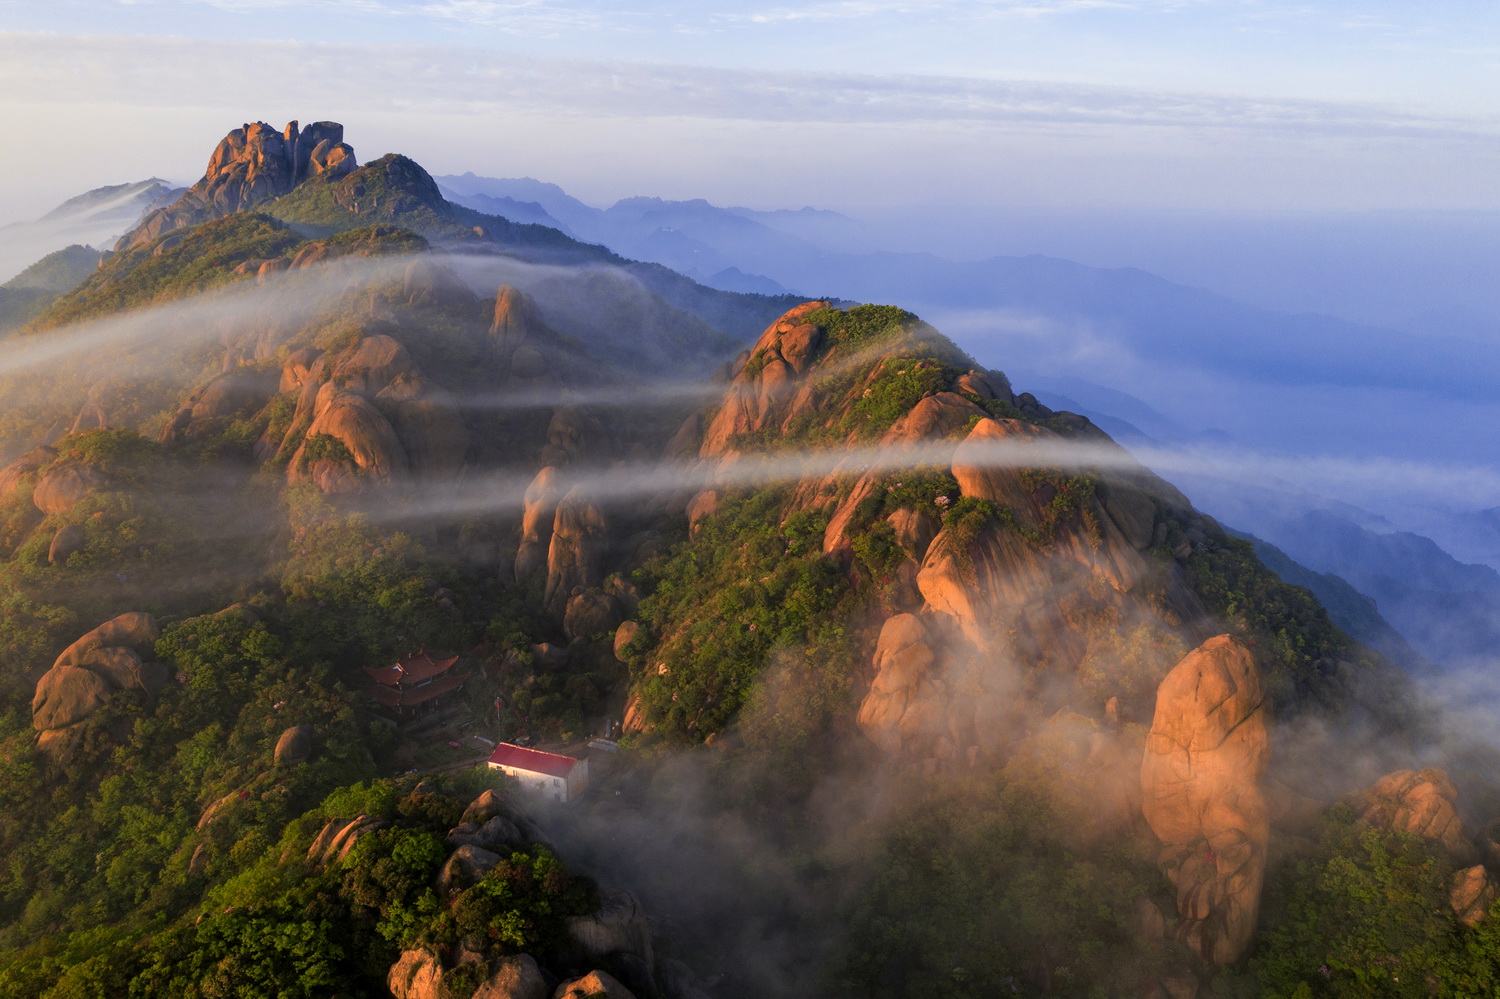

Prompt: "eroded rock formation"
[1140,635,1269,965]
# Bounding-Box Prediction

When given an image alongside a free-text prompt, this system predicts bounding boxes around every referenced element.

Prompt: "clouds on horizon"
[3,31,1495,142]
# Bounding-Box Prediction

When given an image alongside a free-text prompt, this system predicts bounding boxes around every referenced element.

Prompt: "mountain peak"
[116,119,357,250]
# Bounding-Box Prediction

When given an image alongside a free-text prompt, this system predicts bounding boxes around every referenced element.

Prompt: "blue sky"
[0,1,1497,217]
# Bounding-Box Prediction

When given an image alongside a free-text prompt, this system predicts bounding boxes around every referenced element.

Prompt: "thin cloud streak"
[2,32,1494,141]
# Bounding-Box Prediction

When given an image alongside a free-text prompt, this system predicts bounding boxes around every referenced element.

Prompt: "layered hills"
[0,120,1496,999]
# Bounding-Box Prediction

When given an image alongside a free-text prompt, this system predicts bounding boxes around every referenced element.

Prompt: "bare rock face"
[478,955,550,999]
[1140,636,1270,966]
[289,391,408,492]
[0,445,57,501]
[388,948,446,999]
[554,971,636,999]
[375,373,470,478]
[32,664,113,731]
[490,284,543,358]
[162,370,276,444]
[564,589,622,642]
[306,815,386,866]
[698,300,830,456]
[47,523,86,565]
[274,724,314,766]
[332,335,415,397]
[33,459,107,515]
[390,950,548,999]
[436,844,502,898]
[544,487,609,616]
[461,788,507,825]
[857,614,941,754]
[54,611,160,667]
[279,347,324,393]
[1356,768,1469,856]
[613,621,640,662]
[119,120,356,249]
[516,467,564,581]
[1450,865,1497,926]
[32,612,165,747]
[565,889,654,989]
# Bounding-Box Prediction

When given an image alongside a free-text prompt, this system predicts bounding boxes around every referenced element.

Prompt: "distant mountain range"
[0,177,182,283]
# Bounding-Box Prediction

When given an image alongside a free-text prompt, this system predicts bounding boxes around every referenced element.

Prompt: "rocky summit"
[119,120,356,249]
[0,119,1495,999]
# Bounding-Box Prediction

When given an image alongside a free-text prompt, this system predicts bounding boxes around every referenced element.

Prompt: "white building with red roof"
[486,742,589,802]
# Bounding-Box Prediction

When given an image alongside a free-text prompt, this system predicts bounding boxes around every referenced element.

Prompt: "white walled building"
[486,742,588,802]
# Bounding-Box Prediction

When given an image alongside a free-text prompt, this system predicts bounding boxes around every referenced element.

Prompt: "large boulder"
[564,589,622,642]
[31,664,112,731]
[490,284,542,357]
[54,611,160,667]
[553,971,635,999]
[1450,865,1497,926]
[332,335,416,397]
[47,523,86,565]
[1140,635,1270,965]
[389,949,548,999]
[290,391,408,491]
[274,724,314,766]
[0,444,57,499]
[1356,768,1469,855]
[613,621,640,662]
[33,612,166,749]
[32,459,107,515]
[436,844,501,897]
[387,948,445,999]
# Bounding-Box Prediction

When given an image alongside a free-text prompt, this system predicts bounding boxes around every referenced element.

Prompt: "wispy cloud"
[3,31,1494,141]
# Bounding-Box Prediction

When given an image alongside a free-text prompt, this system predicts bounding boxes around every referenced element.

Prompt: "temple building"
[363,650,468,724]
[486,743,589,802]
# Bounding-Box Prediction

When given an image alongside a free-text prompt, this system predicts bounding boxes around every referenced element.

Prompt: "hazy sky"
[2,1,1498,221]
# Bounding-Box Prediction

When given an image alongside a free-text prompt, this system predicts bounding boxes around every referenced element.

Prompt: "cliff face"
[118,120,356,249]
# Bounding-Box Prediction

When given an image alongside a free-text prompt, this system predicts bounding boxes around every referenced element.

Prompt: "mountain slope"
[0,121,1496,999]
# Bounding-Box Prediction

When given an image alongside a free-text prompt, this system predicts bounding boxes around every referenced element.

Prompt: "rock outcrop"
[47,523,86,565]
[389,949,549,999]
[1140,636,1269,965]
[32,459,107,515]
[856,614,940,755]
[273,724,314,766]
[564,889,654,988]
[119,121,356,249]
[544,487,608,616]
[517,467,564,581]
[1450,865,1496,926]
[0,444,57,501]
[32,613,166,758]
[554,971,635,999]
[1356,768,1469,856]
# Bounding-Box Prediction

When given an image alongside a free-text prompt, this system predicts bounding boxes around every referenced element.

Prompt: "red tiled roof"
[364,650,460,687]
[487,743,578,779]
[362,670,469,707]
